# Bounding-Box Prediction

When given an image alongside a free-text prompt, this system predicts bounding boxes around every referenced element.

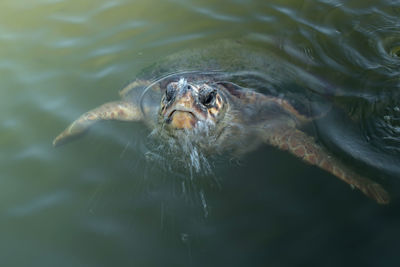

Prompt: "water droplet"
[200,190,209,218]
[181,233,189,243]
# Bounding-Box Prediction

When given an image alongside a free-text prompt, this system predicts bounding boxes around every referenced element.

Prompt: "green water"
[1,0,400,266]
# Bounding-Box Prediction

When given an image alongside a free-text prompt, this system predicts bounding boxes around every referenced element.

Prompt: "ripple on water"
[169,0,245,22]
[6,190,70,217]
[292,1,400,178]
[191,6,243,22]
[357,25,400,76]
[380,34,400,61]
[365,99,400,155]
[273,3,340,36]
[48,0,123,23]
[149,33,205,48]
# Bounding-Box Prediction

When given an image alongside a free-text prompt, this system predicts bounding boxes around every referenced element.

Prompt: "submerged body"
[54,40,390,204]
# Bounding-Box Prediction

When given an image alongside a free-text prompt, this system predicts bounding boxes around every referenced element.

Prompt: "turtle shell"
[120,39,327,125]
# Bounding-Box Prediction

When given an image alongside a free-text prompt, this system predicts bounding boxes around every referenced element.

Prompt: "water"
[1,0,400,266]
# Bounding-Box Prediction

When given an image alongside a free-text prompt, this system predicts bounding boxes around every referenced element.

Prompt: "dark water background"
[1,0,400,266]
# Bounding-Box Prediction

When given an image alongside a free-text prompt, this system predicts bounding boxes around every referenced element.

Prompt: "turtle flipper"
[53,101,142,147]
[265,127,390,204]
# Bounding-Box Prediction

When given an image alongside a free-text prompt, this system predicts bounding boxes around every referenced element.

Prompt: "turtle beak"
[164,82,199,129]
[166,90,198,129]
[167,110,197,129]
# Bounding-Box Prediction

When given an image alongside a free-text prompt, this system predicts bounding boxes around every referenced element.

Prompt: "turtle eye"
[201,91,216,106]
[165,84,175,102]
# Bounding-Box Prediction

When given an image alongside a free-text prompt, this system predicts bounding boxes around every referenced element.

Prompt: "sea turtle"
[53,40,390,204]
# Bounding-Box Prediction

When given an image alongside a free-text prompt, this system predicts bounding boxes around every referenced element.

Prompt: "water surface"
[1,0,400,266]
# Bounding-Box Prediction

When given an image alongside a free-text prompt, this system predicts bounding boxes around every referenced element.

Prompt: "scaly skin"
[53,79,153,147]
[53,101,141,147]
[265,126,390,204]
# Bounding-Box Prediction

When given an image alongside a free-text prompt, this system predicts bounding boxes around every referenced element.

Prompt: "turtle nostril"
[166,84,175,102]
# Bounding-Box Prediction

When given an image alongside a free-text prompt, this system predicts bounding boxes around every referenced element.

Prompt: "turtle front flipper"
[53,101,142,147]
[264,127,390,204]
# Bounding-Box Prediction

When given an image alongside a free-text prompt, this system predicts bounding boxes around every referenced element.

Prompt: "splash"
[141,120,224,218]
[146,118,218,178]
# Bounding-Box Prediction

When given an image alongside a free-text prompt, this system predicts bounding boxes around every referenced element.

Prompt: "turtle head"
[159,78,227,132]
